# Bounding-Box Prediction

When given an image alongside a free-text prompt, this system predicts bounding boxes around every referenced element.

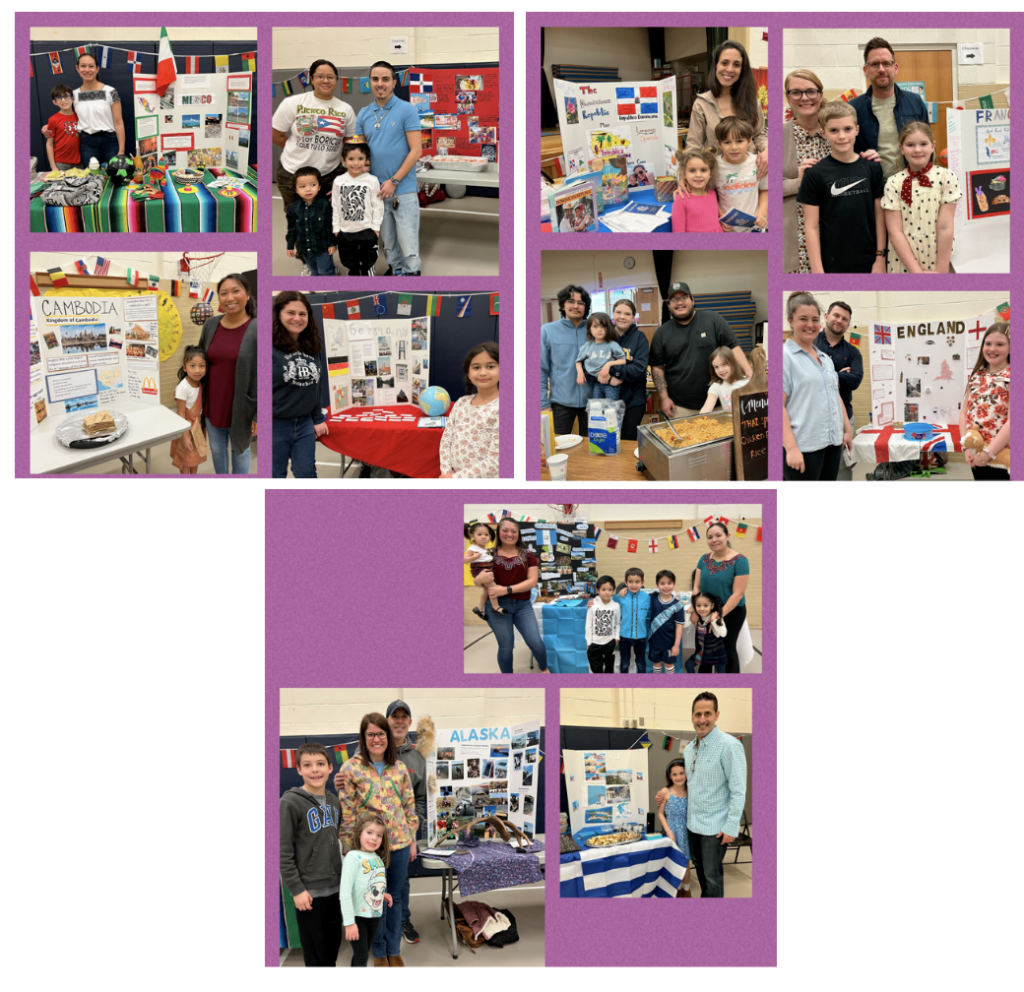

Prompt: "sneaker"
[402,921,420,944]
[404,270,421,277]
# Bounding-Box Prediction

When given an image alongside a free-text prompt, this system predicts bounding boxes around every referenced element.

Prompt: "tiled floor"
[464,626,764,675]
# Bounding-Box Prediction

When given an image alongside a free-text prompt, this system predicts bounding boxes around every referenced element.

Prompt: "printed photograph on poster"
[456,75,484,91]
[59,323,107,353]
[468,118,497,143]
[351,378,374,406]
[522,765,534,787]
[451,761,464,780]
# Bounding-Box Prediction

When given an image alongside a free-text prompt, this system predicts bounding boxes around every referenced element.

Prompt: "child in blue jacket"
[617,567,651,673]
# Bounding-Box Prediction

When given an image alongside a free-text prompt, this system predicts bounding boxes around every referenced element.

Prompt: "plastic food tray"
[425,156,489,172]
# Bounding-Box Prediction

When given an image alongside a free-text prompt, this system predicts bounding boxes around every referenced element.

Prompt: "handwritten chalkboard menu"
[732,391,768,481]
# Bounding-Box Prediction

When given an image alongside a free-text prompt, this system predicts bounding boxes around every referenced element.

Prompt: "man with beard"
[650,282,753,418]
[815,300,863,481]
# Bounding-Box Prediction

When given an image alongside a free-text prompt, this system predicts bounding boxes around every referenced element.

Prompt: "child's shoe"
[402,921,420,944]
[388,955,405,967]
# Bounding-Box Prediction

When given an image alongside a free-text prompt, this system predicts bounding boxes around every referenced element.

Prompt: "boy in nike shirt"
[798,101,886,273]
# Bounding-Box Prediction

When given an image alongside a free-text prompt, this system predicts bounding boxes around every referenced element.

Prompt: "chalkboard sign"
[731,347,768,481]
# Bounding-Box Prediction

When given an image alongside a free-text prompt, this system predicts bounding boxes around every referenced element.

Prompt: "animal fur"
[416,716,439,794]
[962,426,1010,469]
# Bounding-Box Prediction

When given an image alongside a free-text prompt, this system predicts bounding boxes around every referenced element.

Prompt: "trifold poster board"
[519,520,598,596]
[553,75,678,181]
[426,719,541,845]
[134,71,252,174]
[31,293,161,427]
[408,65,499,161]
[322,316,431,414]
[564,747,650,835]
[866,311,995,426]
[947,107,1010,235]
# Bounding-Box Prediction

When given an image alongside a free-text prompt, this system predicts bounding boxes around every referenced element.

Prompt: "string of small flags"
[30,255,208,298]
[32,45,255,77]
[311,291,499,319]
[606,515,763,554]
[783,85,1010,122]
[273,65,420,99]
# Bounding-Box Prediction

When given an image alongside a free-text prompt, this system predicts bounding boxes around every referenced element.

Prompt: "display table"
[542,187,673,233]
[541,440,644,481]
[421,837,545,959]
[421,166,499,188]
[850,423,962,465]
[30,400,190,475]
[30,167,257,233]
[559,834,687,898]
[319,404,443,478]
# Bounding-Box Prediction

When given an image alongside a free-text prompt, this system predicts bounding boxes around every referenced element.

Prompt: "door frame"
[860,42,960,104]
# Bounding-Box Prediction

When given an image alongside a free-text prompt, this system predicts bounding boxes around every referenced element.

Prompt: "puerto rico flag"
[317,115,343,136]
[874,324,892,345]
[616,85,658,115]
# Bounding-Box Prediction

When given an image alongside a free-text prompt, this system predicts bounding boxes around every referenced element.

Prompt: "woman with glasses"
[783,70,830,273]
[336,713,418,967]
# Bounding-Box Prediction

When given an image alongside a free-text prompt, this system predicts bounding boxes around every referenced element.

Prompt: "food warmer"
[635,410,735,481]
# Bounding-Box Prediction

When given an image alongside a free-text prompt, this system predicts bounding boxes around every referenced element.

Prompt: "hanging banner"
[563,747,650,836]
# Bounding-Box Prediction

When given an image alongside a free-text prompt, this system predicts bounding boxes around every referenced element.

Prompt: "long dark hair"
[358,713,397,768]
[693,589,724,621]
[586,312,618,343]
[665,758,688,794]
[272,291,320,354]
[177,344,207,382]
[494,517,525,555]
[463,341,499,393]
[217,273,257,317]
[557,284,592,320]
[709,41,759,133]
[350,811,391,866]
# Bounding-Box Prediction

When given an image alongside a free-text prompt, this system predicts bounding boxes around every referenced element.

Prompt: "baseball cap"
[668,282,691,298]
[386,699,412,718]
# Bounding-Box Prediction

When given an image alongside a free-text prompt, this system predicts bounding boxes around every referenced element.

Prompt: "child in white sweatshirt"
[586,575,621,673]
[332,140,384,275]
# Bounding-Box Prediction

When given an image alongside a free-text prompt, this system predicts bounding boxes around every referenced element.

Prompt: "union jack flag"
[874,324,892,345]
[316,115,343,136]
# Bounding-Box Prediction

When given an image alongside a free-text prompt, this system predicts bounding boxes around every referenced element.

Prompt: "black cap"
[668,282,691,298]
[386,699,411,718]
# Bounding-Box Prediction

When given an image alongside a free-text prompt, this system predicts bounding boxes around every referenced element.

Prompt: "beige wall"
[273,27,499,71]
[731,27,768,70]
[561,688,751,734]
[30,27,252,41]
[544,28,653,95]
[783,28,1010,98]
[665,28,708,65]
[281,688,545,737]
[464,503,763,523]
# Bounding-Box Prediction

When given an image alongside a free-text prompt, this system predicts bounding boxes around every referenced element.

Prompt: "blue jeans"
[309,251,336,276]
[380,192,421,274]
[79,130,118,166]
[688,830,728,897]
[205,423,251,475]
[371,844,410,957]
[619,636,646,673]
[591,382,621,401]
[486,597,548,673]
[272,417,317,478]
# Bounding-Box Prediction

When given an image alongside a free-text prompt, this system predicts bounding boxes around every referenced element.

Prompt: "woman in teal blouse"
[693,522,750,673]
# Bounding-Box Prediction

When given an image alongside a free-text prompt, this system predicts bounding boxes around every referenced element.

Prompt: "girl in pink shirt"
[671,147,723,233]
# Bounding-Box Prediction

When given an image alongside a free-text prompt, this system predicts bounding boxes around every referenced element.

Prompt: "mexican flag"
[156,27,177,97]
[126,268,140,287]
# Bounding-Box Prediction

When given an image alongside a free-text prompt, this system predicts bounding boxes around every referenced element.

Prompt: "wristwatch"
[389,175,400,185]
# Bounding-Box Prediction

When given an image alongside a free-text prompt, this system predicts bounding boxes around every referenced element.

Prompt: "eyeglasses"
[866,60,896,70]
[366,732,388,741]
[787,88,820,100]
[313,74,337,82]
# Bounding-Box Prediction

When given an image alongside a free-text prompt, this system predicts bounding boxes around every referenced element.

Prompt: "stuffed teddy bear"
[962,425,1010,469]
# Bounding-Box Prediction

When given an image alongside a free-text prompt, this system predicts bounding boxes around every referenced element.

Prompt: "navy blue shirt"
[849,84,929,158]
[814,331,863,418]
[614,324,651,411]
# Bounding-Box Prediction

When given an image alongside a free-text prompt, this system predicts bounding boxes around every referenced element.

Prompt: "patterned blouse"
[790,123,831,273]
[881,166,962,273]
[697,552,751,609]
[336,756,419,853]
[439,395,499,478]
[965,366,1010,444]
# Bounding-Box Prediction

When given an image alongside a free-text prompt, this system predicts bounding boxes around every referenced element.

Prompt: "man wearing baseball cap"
[649,282,753,419]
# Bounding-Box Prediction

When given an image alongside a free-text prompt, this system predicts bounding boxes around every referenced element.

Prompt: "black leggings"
[620,403,646,441]
[723,603,747,674]
[295,893,342,966]
[350,916,380,967]
[782,445,842,481]
[970,465,1010,481]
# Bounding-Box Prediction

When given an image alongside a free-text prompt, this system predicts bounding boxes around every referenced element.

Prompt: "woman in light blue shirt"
[782,292,851,480]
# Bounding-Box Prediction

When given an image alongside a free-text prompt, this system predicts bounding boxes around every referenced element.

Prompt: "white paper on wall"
[564,747,650,836]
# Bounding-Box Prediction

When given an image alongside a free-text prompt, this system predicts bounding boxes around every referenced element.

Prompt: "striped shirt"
[683,726,747,836]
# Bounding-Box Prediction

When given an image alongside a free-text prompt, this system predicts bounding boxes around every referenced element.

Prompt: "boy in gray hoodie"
[280,743,343,966]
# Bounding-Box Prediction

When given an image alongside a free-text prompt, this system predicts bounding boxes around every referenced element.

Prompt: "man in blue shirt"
[540,285,591,435]
[355,61,423,276]
[815,300,863,481]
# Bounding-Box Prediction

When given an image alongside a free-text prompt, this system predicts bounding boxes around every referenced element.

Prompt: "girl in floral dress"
[960,322,1010,480]
[439,342,499,478]
[657,759,692,896]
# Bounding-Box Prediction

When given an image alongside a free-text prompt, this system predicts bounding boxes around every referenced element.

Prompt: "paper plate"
[555,434,582,449]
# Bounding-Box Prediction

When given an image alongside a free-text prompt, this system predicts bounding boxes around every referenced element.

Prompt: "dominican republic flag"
[648,539,658,553]
[317,115,343,136]
[373,294,387,315]
[616,85,658,115]
[74,259,90,276]
[686,525,700,542]
[606,534,618,549]
[97,46,112,69]
[874,324,891,344]
[203,288,215,304]
[322,303,335,319]
[627,539,638,554]
[346,299,361,317]
[184,56,200,74]
[281,749,297,769]
[48,267,69,288]
[127,51,141,73]
[94,257,110,276]
[456,295,472,317]
[409,73,433,93]
[156,27,177,96]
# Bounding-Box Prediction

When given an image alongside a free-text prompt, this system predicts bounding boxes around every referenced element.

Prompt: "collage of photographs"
[8,8,1021,984]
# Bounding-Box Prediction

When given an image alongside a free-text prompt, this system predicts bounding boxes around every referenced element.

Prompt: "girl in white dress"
[699,347,750,413]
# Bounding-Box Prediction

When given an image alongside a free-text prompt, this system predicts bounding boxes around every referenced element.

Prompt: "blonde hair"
[898,120,935,147]
[784,69,824,99]
[677,146,717,192]
[818,100,857,130]
[708,346,743,386]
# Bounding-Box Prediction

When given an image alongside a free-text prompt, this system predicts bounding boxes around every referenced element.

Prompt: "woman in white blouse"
[439,342,499,478]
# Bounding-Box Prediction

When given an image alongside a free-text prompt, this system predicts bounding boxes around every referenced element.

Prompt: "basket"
[425,155,488,173]
[172,169,205,185]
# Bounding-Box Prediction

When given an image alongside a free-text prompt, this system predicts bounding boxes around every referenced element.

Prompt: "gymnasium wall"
[30,28,250,42]
[561,686,752,733]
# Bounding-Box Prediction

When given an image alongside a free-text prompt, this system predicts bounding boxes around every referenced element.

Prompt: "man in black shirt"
[649,282,753,417]
[814,300,863,481]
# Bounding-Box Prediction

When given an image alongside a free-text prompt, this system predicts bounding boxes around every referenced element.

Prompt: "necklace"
[372,102,394,129]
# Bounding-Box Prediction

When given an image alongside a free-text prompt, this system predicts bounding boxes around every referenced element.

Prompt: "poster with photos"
[519,519,598,595]
[564,747,649,835]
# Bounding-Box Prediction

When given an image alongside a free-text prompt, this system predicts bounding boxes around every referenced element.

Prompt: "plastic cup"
[547,453,568,480]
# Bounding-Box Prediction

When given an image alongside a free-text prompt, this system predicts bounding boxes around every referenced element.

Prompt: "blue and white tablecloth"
[559,835,688,897]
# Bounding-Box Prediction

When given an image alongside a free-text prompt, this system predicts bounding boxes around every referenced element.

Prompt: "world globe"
[190,302,214,326]
[418,385,451,417]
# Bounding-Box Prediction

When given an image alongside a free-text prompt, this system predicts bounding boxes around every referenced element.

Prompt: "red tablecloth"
[318,404,443,477]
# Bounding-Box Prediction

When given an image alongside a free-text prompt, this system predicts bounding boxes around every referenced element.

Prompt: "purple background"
[266,488,777,966]
[526,12,1022,480]
[15,13,514,478]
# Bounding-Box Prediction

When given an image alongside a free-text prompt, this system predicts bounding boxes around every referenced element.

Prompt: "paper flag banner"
[487,513,496,522]
[74,259,90,276]
[606,535,618,549]
[397,293,412,315]
[49,52,63,75]
[997,302,1010,321]
[593,528,602,539]
[127,51,140,72]
[215,55,229,73]
[30,274,41,296]
[333,744,349,763]
[490,293,499,315]
[242,52,256,72]
[203,288,215,304]
[94,257,110,276]
[627,539,638,553]
[184,56,200,74]
[668,534,680,549]
[281,749,297,769]
[74,46,90,58]
[373,294,387,315]
[703,515,714,524]
[719,517,729,526]
[736,522,748,536]
[456,295,473,317]
[323,303,335,320]
[126,268,140,287]
[98,46,112,69]
[425,295,441,316]
[979,93,994,110]
[48,267,69,288]
[296,70,308,88]
[648,539,658,553]
[839,87,858,102]
[170,279,182,296]
[340,77,351,93]
[686,525,700,542]
[188,277,200,298]
[148,273,160,289]
[660,734,673,750]
[30,56,34,79]
[500,508,510,518]
[756,527,762,542]
[360,77,370,93]
[346,299,361,317]
[637,733,651,749]
[849,331,862,346]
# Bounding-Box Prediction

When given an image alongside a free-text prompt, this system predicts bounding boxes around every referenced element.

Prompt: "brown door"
[893,49,953,154]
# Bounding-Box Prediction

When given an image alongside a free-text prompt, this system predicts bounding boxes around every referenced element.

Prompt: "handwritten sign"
[731,347,768,481]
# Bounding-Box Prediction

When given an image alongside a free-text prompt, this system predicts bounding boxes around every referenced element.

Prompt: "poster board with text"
[564,747,650,835]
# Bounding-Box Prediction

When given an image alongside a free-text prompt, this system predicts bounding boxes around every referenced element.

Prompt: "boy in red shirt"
[46,85,81,171]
